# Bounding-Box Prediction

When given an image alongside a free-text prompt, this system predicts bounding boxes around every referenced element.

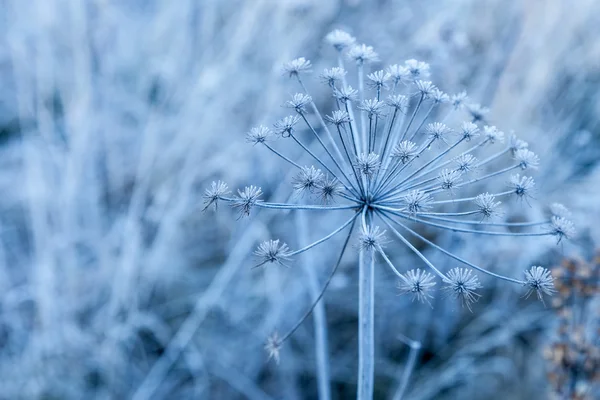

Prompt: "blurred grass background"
[0,0,598,399]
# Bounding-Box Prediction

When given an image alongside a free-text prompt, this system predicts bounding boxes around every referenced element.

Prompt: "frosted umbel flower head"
[205,29,571,398]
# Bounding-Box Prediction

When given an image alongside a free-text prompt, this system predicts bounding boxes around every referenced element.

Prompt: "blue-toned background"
[0,1,598,399]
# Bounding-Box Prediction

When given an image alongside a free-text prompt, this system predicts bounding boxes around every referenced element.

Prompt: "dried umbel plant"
[545,254,600,400]
[205,30,573,399]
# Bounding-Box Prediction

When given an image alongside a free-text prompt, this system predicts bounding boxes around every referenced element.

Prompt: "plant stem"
[296,212,331,400]
[358,247,375,400]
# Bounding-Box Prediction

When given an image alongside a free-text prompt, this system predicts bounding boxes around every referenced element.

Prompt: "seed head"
[355,152,381,177]
[273,115,300,137]
[451,91,468,109]
[426,122,451,143]
[246,125,272,145]
[325,110,352,126]
[455,154,478,173]
[359,225,388,250]
[459,121,480,141]
[550,216,575,243]
[508,174,535,199]
[283,57,312,77]
[514,149,539,170]
[483,125,505,144]
[404,59,431,80]
[325,29,356,51]
[443,268,482,311]
[254,239,292,268]
[466,103,489,122]
[386,94,409,112]
[320,67,347,86]
[386,64,409,85]
[397,269,436,304]
[203,180,229,211]
[367,70,391,89]
[359,99,387,118]
[286,93,312,114]
[348,44,379,65]
[292,166,324,195]
[474,193,502,219]
[415,80,436,98]
[524,266,556,304]
[334,85,359,103]
[430,88,449,104]
[391,141,418,164]
[315,176,342,204]
[438,169,463,191]
[233,186,263,217]
[265,331,282,363]
[403,190,433,214]
[508,134,529,155]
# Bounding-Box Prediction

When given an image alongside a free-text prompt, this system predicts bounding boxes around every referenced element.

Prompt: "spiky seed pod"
[325,29,356,51]
[355,153,381,177]
[203,181,229,211]
[359,99,387,118]
[283,57,312,77]
[320,67,347,86]
[386,95,409,112]
[466,103,489,122]
[508,134,529,155]
[455,154,478,173]
[509,174,535,199]
[316,176,342,204]
[286,93,312,114]
[474,193,502,219]
[348,44,379,65]
[403,190,433,214]
[459,122,480,141]
[451,91,468,109]
[386,64,409,85]
[524,266,556,303]
[325,110,352,126]
[273,115,300,137]
[265,331,282,363]
[254,239,292,268]
[334,85,359,103]
[404,59,431,80]
[397,269,436,304]
[483,125,505,144]
[550,216,576,242]
[415,80,436,98]
[438,169,462,191]
[430,88,449,104]
[292,166,324,195]
[426,122,452,143]
[233,186,263,217]
[443,268,482,311]
[359,226,388,250]
[367,70,391,90]
[246,125,272,144]
[391,141,418,164]
[514,149,540,170]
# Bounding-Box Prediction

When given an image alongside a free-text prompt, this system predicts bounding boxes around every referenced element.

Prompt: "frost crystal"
[444,268,482,311]
[325,29,356,51]
[254,240,292,268]
[283,57,312,77]
[203,181,230,211]
[398,269,436,304]
[524,266,556,303]
[233,186,263,217]
[293,166,324,194]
